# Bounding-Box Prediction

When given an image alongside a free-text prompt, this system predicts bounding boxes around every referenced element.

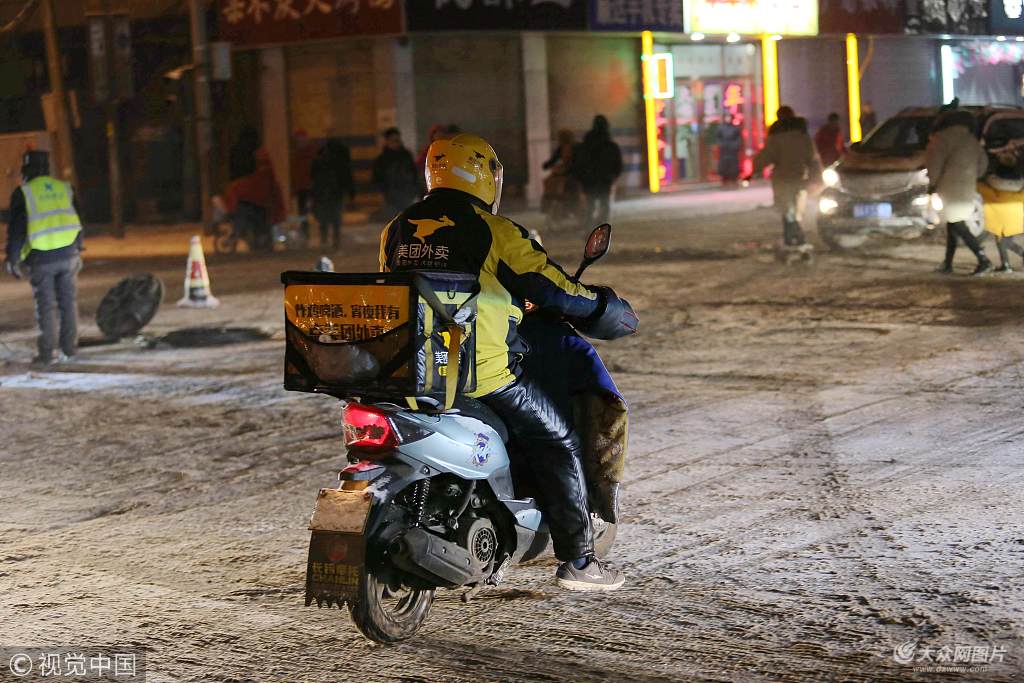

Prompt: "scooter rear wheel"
[348,566,434,643]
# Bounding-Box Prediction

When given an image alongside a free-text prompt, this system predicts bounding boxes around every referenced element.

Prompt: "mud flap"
[304,488,372,609]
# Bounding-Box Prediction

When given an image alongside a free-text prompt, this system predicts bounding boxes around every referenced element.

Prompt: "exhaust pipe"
[389,528,482,587]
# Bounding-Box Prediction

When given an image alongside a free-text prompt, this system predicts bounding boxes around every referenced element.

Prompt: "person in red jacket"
[814,113,846,167]
[223,148,285,252]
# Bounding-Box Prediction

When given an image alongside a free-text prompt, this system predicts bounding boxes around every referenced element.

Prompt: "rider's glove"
[3,259,22,279]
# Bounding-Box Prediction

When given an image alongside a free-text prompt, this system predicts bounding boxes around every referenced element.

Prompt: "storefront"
[636,0,817,188]
[650,40,765,186]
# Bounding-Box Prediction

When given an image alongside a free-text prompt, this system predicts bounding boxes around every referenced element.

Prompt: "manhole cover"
[96,274,164,340]
[159,326,271,348]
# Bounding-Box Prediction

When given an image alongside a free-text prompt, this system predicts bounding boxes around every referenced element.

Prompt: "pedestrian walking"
[716,115,743,187]
[571,114,623,228]
[977,159,1024,273]
[311,138,355,251]
[2,150,84,365]
[928,109,992,275]
[751,106,823,246]
[815,112,846,167]
[373,127,420,219]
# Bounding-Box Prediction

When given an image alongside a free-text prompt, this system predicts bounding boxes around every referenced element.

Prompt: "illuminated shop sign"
[684,0,818,36]
[643,53,675,99]
[589,0,684,31]
[990,0,1024,35]
[217,0,403,45]
[407,0,587,31]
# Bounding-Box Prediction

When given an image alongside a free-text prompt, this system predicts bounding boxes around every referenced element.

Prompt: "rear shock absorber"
[413,479,431,527]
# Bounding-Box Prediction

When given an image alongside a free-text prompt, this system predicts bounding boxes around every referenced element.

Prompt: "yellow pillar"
[846,33,863,142]
[761,35,780,127]
[641,30,660,193]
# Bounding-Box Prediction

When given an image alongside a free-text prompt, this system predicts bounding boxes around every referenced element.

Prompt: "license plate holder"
[853,202,893,219]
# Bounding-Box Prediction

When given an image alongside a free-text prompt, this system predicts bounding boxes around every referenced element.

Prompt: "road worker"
[3,150,84,365]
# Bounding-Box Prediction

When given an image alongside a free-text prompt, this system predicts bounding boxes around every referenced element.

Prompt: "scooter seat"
[450,396,510,444]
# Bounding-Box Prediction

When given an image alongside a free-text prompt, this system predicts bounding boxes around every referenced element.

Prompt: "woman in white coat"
[926,109,992,275]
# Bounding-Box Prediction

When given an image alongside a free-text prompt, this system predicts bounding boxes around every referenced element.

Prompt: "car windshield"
[859,116,935,154]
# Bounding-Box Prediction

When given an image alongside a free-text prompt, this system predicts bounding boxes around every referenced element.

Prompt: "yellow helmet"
[425,133,504,214]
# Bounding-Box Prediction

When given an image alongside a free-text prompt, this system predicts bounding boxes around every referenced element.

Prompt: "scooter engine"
[459,517,497,570]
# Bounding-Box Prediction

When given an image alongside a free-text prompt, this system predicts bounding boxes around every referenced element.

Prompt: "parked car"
[817,105,1024,250]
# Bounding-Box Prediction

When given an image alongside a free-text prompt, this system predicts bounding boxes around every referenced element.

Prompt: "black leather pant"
[481,376,594,562]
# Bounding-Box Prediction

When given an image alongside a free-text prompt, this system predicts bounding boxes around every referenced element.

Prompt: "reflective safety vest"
[20,175,82,261]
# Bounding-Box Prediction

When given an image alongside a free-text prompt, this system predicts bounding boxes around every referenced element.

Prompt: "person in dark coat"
[311,138,355,251]
[373,128,420,218]
[228,125,260,180]
[570,115,623,228]
[751,106,823,246]
[815,112,846,167]
[716,115,743,187]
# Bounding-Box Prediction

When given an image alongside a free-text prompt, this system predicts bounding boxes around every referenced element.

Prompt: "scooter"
[303,224,630,643]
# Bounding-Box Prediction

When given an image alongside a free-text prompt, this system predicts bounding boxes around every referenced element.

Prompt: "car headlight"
[822,168,840,187]
[930,194,944,211]
[819,197,839,214]
[912,195,930,207]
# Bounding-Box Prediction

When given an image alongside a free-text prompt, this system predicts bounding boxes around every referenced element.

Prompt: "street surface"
[1,187,1022,682]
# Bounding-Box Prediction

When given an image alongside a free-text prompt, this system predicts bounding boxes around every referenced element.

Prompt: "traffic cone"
[176,235,220,308]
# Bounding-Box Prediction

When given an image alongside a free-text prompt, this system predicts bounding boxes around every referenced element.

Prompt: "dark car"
[817,106,1024,249]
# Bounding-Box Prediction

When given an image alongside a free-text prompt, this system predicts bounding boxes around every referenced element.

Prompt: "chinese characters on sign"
[684,0,818,35]
[218,0,403,45]
[406,0,587,31]
[310,560,360,588]
[589,0,684,31]
[286,284,409,342]
[292,303,403,339]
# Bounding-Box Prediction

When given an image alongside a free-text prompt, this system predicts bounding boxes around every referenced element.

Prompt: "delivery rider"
[3,150,84,365]
[379,133,637,591]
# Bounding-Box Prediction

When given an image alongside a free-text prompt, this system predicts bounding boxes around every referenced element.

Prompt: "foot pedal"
[488,553,513,586]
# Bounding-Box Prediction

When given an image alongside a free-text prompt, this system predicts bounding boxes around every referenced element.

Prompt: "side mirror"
[575,223,612,280]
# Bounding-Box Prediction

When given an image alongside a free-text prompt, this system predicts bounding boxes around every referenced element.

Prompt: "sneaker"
[996,263,1014,274]
[29,355,55,367]
[935,262,954,274]
[56,352,76,363]
[555,556,625,592]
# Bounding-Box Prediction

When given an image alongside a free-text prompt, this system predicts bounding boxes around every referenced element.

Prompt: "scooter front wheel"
[348,566,434,643]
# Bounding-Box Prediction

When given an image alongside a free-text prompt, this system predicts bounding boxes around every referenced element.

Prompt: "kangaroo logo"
[410,215,454,242]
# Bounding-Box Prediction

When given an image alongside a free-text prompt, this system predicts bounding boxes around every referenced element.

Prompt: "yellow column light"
[641,30,660,194]
[761,34,780,128]
[846,33,863,142]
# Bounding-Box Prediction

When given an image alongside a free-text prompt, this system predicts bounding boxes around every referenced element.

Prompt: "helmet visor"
[490,158,504,214]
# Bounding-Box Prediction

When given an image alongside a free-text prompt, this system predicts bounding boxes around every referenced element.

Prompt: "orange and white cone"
[176,235,220,308]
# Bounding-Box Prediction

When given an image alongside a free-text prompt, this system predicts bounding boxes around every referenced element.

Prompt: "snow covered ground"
[1,190,1021,681]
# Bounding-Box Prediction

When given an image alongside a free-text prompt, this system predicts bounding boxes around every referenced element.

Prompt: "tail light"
[343,403,398,451]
